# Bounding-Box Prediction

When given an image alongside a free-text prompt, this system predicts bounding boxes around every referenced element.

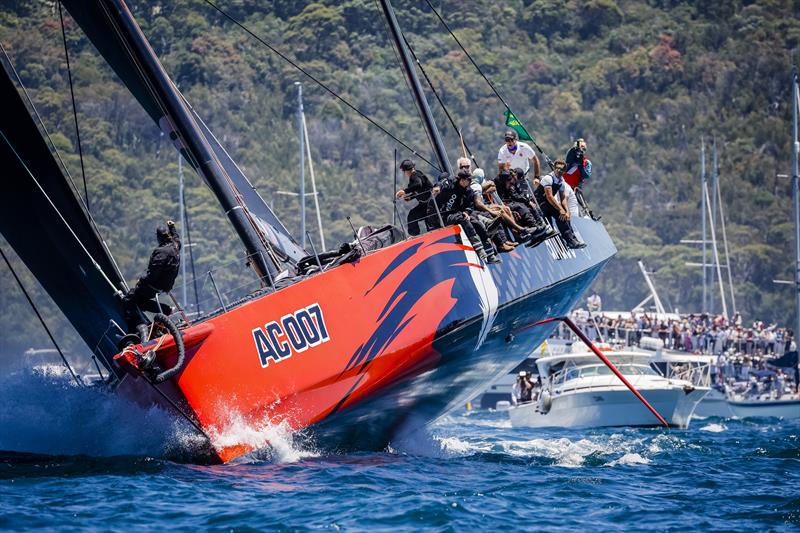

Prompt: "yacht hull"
[692,388,734,418]
[116,218,615,462]
[727,398,800,419]
[509,386,708,429]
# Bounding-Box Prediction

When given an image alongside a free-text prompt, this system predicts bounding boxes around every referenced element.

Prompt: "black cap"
[457,170,472,180]
[156,225,170,245]
[399,159,415,171]
[512,167,525,178]
[504,130,518,140]
[437,171,450,182]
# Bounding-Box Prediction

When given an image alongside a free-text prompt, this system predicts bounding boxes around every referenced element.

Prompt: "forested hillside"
[0,0,798,360]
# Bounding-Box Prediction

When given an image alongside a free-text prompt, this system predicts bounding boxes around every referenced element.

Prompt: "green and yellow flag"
[503,108,533,142]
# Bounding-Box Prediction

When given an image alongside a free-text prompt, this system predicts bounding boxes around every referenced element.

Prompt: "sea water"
[0,367,797,531]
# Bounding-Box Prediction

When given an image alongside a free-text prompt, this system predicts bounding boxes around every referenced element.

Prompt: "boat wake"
[404,416,693,468]
[0,366,201,459]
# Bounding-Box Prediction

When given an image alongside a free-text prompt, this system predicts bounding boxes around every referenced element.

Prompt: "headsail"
[0,68,128,374]
[62,0,307,265]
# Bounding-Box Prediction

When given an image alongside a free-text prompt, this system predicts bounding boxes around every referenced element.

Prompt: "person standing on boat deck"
[498,129,540,183]
[512,371,533,404]
[122,220,181,337]
[564,138,598,219]
[428,170,500,264]
[395,159,433,236]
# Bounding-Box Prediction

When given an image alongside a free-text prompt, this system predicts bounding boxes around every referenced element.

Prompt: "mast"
[299,84,327,251]
[792,71,800,346]
[378,0,452,176]
[296,82,306,249]
[178,153,186,307]
[710,138,720,312]
[104,0,276,283]
[701,138,707,313]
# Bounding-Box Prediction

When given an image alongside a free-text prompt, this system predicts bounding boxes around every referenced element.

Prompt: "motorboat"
[725,378,800,419]
[647,346,733,418]
[508,350,709,429]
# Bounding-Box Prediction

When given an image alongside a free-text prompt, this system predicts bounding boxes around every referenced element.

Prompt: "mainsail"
[0,69,128,374]
[62,0,307,266]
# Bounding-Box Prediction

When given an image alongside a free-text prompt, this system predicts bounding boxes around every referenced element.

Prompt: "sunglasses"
[505,138,515,142]
[459,164,471,169]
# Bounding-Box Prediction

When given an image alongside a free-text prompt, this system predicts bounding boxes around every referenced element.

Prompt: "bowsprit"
[252,304,330,367]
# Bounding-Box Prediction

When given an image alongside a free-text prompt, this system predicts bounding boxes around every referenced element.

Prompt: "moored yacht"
[508,350,709,429]
[725,382,800,419]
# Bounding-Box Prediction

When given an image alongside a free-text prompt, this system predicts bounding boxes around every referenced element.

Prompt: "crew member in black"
[428,170,500,264]
[495,169,554,245]
[122,220,182,336]
[395,159,434,236]
[534,160,586,249]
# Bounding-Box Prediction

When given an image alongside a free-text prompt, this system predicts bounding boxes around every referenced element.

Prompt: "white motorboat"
[647,347,734,418]
[508,350,709,429]
[725,384,800,419]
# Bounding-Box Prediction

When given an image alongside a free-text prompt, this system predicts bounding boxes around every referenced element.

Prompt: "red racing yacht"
[0,0,616,462]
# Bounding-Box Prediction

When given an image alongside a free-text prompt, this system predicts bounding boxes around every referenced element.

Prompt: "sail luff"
[0,67,128,374]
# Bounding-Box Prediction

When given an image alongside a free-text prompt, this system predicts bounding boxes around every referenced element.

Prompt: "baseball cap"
[504,130,518,141]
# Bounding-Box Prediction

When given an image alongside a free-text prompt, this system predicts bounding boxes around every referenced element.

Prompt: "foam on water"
[700,423,728,433]
[209,415,319,464]
[606,452,651,466]
[0,366,195,457]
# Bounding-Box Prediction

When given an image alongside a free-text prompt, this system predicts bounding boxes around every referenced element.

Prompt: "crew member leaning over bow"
[428,170,501,264]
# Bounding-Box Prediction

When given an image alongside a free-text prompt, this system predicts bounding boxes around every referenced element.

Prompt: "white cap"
[519,370,527,377]
[472,168,485,183]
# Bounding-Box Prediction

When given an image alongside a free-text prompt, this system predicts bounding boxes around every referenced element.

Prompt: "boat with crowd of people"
[0,0,615,462]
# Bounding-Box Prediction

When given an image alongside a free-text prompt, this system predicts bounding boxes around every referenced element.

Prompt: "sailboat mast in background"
[792,71,799,344]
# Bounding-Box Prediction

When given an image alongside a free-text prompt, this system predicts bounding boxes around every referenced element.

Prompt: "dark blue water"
[1,368,798,531]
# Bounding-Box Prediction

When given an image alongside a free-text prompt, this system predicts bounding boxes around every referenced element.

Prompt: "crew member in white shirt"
[497,130,540,182]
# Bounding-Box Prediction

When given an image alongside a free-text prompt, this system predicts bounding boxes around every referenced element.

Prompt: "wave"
[0,366,196,458]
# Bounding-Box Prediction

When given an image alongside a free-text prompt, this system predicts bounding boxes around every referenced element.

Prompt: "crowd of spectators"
[566,309,795,359]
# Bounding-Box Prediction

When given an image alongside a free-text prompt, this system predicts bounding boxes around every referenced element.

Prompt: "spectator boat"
[725,394,800,419]
[0,0,616,462]
[508,350,709,429]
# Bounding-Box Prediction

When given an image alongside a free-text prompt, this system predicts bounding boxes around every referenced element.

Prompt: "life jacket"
[564,158,591,188]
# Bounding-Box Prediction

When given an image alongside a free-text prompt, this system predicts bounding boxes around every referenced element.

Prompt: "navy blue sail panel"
[0,69,127,372]
[62,0,306,264]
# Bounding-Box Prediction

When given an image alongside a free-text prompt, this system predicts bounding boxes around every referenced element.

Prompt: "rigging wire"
[423,0,509,109]
[58,0,90,214]
[371,0,441,173]
[0,245,84,387]
[96,0,282,276]
[422,0,554,168]
[200,0,439,171]
[0,127,124,296]
[401,33,482,169]
[181,184,202,315]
